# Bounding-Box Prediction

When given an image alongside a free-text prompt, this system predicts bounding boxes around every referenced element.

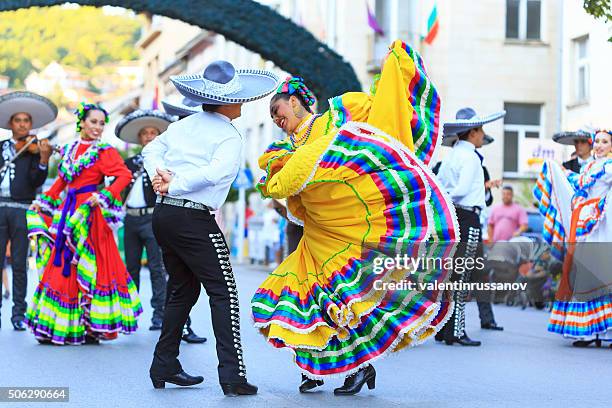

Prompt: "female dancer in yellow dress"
[252,41,459,395]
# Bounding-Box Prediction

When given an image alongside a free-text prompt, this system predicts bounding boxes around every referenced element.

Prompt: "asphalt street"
[1,264,611,408]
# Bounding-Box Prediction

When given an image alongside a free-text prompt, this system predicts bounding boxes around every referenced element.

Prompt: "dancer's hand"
[29,203,41,212]
[153,168,173,194]
[86,194,100,207]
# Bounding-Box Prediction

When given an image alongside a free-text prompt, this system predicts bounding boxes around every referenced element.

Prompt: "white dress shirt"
[142,111,244,210]
[126,174,147,208]
[437,140,485,208]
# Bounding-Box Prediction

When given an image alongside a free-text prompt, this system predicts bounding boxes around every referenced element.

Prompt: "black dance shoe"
[151,370,204,389]
[182,327,207,344]
[83,334,100,345]
[445,333,482,346]
[299,374,324,393]
[333,365,376,396]
[220,381,258,396]
[434,329,446,342]
[481,322,504,331]
[12,320,26,331]
[572,339,602,348]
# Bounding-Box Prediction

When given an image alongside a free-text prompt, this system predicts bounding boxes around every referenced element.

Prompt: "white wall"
[561,0,612,131]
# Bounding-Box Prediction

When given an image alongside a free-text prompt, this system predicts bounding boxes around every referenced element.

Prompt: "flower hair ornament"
[276,76,316,107]
[593,128,612,138]
[74,102,110,132]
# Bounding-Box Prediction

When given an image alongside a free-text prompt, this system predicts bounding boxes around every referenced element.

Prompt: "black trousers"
[124,213,166,322]
[0,206,29,323]
[150,204,246,384]
[286,223,303,256]
[440,207,484,339]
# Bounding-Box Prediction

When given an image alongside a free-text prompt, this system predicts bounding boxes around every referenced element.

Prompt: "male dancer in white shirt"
[436,107,505,347]
[142,61,277,396]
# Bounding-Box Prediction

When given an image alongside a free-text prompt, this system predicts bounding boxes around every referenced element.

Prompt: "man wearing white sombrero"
[161,97,203,118]
[0,91,56,331]
[116,109,207,345]
[142,60,277,395]
[552,130,593,174]
[117,109,174,332]
[436,107,506,347]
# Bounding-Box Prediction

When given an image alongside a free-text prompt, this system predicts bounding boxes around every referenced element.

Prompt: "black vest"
[123,154,157,208]
[562,158,582,174]
[0,139,48,203]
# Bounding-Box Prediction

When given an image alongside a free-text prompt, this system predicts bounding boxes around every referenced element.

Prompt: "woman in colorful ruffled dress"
[252,40,459,395]
[25,103,142,345]
[534,129,612,348]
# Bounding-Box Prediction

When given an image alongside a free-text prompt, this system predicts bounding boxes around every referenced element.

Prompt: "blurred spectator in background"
[262,201,280,267]
[487,186,528,242]
[478,186,528,330]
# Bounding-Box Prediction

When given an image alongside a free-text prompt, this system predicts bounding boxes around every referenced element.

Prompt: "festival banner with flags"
[423,0,439,45]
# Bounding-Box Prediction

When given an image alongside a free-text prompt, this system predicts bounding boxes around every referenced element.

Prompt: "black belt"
[455,204,482,215]
[156,196,212,212]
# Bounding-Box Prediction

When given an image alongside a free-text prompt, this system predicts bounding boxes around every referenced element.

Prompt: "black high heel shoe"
[299,374,324,393]
[150,370,204,389]
[84,334,100,345]
[572,338,602,348]
[333,365,376,396]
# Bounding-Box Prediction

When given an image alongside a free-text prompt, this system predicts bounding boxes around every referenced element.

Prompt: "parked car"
[521,210,544,242]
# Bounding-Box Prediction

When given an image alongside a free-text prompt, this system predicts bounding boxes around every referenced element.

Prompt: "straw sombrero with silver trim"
[0,91,58,130]
[161,97,202,118]
[552,130,592,146]
[170,60,279,105]
[115,109,176,145]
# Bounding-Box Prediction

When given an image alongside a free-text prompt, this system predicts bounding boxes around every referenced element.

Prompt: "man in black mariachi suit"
[116,109,206,343]
[436,107,506,346]
[0,91,56,331]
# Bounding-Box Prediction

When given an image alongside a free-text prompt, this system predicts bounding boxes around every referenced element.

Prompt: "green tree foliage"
[0,6,142,87]
[583,0,612,41]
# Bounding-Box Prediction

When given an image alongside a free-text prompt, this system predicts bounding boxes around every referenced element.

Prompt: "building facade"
[560,0,612,133]
[136,0,609,207]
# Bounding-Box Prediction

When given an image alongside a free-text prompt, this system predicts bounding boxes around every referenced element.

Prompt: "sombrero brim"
[442,133,494,147]
[115,110,176,144]
[161,100,201,118]
[171,69,279,105]
[552,131,592,145]
[0,91,58,129]
[443,111,506,136]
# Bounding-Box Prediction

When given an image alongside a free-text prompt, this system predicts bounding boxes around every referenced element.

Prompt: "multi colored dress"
[534,157,612,341]
[252,41,459,378]
[25,139,142,344]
